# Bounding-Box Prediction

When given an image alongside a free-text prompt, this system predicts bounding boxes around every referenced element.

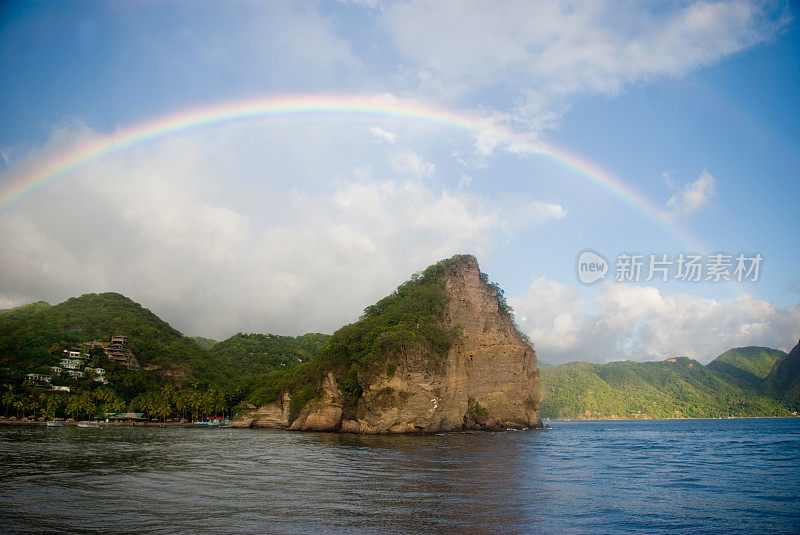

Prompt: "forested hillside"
[540,349,796,419]
[0,293,329,421]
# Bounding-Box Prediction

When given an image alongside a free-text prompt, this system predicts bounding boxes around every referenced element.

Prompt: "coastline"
[3,415,798,428]
[549,415,800,422]
[0,419,220,428]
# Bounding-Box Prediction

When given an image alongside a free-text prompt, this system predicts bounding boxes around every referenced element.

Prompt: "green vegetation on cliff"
[246,255,486,420]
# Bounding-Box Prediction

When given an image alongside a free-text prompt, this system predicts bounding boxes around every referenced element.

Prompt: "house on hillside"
[59,358,82,370]
[103,335,140,369]
[25,373,51,383]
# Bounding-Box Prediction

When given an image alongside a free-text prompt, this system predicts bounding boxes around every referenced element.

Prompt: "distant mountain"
[0,292,335,421]
[0,301,51,327]
[0,292,228,388]
[540,354,793,419]
[209,332,330,376]
[762,341,800,409]
[706,346,787,388]
[190,336,218,350]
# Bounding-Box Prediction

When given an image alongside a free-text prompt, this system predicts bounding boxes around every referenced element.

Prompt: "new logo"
[577,250,608,284]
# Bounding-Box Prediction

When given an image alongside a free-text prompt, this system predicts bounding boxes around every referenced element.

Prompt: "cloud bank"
[0,121,565,339]
[512,277,800,365]
[381,0,786,131]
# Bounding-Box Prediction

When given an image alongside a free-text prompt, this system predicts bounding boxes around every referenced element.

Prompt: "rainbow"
[0,93,704,251]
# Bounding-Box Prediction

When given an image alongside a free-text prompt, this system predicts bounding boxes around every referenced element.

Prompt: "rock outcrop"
[353,256,540,432]
[229,391,290,428]
[236,255,541,433]
[289,372,345,431]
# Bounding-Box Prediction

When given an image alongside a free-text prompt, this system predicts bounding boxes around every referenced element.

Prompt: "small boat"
[46,421,63,428]
[77,421,100,428]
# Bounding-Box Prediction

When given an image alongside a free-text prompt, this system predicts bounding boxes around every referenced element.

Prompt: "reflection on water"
[1,419,799,533]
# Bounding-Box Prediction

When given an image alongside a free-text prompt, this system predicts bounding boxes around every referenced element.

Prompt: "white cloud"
[381,1,786,131]
[389,150,435,179]
[177,2,364,89]
[666,170,716,218]
[369,126,397,144]
[512,277,800,364]
[0,121,565,339]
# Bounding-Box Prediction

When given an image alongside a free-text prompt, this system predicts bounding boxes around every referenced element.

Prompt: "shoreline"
[2,415,798,428]
[0,419,222,428]
[549,415,800,422]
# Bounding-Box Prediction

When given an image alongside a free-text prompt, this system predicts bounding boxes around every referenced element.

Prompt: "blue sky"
[1,1,798,363]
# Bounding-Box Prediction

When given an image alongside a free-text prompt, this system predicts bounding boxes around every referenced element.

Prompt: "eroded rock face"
[354,257,540,433]
[229,391,291,429]
[289,372,344,431]
[244,256,541,433]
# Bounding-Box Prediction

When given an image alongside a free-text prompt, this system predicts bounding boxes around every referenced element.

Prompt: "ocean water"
[0,418,798,534]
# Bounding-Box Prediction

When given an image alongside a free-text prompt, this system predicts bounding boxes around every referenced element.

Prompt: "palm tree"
[1,391,16,417]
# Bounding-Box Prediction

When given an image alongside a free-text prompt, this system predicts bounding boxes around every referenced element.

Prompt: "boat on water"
[76,421,100,428]
[46,421,63,428]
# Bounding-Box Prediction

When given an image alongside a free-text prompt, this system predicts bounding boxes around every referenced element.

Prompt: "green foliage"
[761,342,800,409]
[288,382,318,424]
[0,292,330,420]
[0,301,51,328]
[480,270,514,317]
[245,255,473,415]
[540,356,795,419]
[0,292,228,386]
[325,256,456,371]
[706,346,786,388]
[337,369,362,418]
[190,336,218,350]
[209,332,329,377]
[467,397,489,424]
[134,384,227,421]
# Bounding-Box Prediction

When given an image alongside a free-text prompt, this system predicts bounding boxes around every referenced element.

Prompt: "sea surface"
[1,418,798,534]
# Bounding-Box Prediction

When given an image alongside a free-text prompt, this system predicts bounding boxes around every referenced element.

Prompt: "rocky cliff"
[232,255,541,433]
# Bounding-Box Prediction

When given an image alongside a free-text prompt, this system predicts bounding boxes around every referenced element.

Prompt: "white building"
[59,359,82,370]
[25,373,52,383]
